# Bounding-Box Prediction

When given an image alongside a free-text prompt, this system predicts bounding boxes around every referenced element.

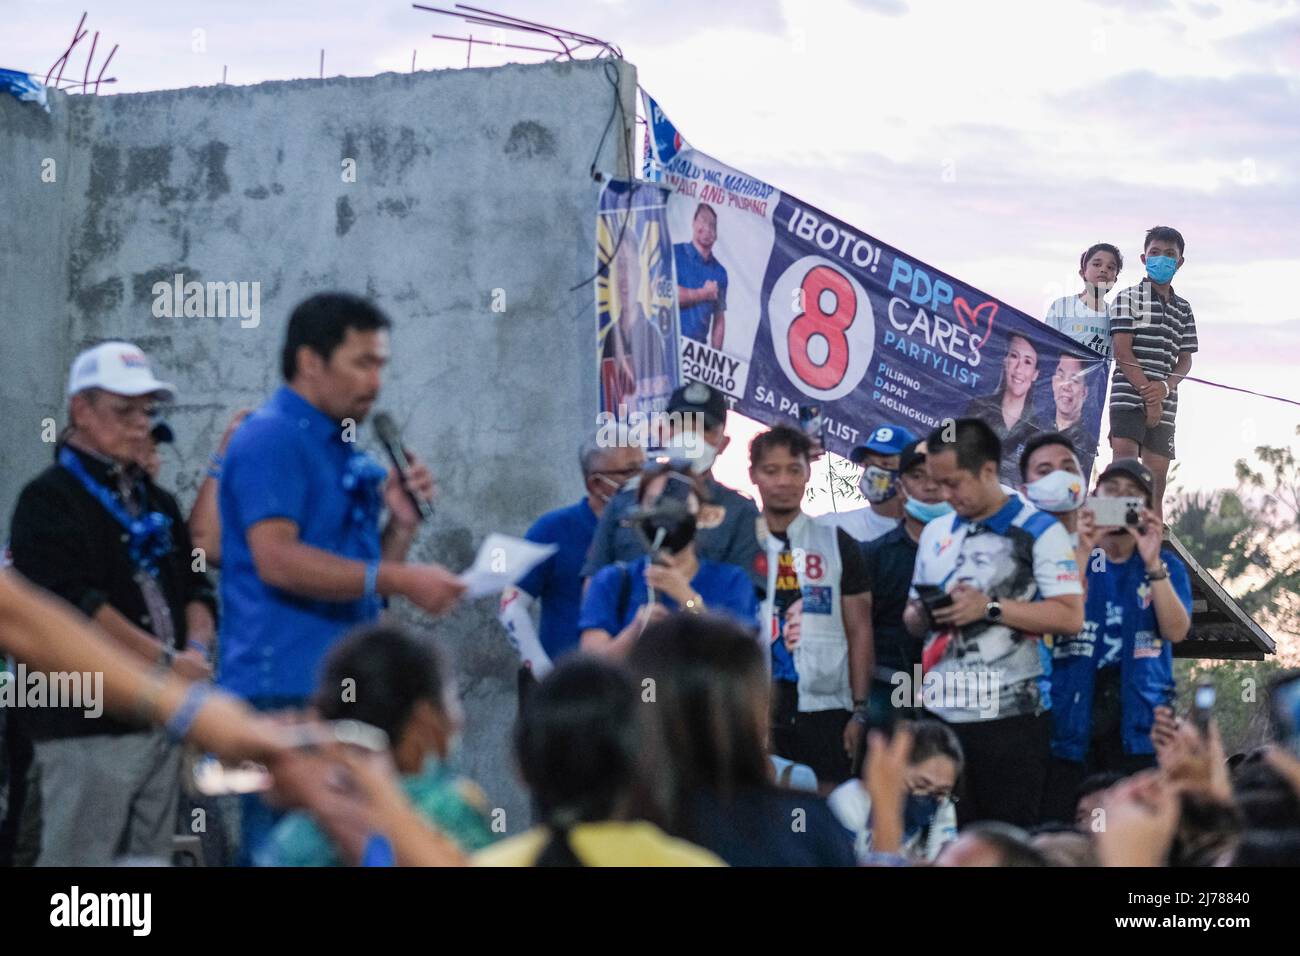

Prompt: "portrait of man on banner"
[596,181,680,417]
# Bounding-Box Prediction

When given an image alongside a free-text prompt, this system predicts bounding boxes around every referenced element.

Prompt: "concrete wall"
[0,89,80,518]
[0,58,637,830]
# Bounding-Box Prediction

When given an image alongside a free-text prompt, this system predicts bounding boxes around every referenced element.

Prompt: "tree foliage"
[1168,427,1300,642]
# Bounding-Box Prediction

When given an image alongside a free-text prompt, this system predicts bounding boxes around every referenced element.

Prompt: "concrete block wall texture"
[0,57,638,832]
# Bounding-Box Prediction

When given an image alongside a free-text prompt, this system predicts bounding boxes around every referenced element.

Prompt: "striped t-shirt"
[1109,279,1198,426]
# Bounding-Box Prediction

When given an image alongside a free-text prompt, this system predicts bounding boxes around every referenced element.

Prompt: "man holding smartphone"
[903,418,1084,826]
[1041,458,1192,822]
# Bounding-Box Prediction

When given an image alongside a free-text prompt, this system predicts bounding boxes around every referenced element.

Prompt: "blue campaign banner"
[596,179,681,418]
[644,93,1110,483]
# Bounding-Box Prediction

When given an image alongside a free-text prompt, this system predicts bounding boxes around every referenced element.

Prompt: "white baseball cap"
[67,341,176,401]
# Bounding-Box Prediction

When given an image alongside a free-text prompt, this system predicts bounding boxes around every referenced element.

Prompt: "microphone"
[372,412,434,522]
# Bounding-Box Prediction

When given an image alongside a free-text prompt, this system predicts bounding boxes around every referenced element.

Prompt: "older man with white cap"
[7,341,214,865]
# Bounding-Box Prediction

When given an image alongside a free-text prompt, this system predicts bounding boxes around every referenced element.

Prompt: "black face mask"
[640,511,696,555]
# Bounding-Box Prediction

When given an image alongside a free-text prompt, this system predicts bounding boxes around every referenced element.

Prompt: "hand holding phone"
[915,583,954,612]
[1084,495,1145,529]
[1192,682,1216,739]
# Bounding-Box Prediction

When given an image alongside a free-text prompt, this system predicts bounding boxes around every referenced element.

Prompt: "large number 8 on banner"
[789,265,855,391]
[769,254,875,402]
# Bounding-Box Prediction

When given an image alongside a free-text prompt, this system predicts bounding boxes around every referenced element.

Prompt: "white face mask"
[687,440,717,475]
[1024,469,1086,513]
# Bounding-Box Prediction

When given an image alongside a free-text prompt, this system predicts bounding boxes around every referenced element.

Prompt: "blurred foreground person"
[934,822,1049,867]
[828,719,962,863]
[259,625,495,865]
[475,656,723,866]
[629,614,855,866]
[0,570,284,770]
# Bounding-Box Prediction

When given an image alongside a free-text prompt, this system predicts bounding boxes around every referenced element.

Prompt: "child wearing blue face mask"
[1107,226,1198,522]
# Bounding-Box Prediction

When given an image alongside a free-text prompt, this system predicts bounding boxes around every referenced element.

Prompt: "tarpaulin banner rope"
[641,90,1110,485]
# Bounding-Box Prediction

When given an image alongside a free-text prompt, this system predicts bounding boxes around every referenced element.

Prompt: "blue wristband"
[164,683,215,743]
[364,559,381,601]
[188,638,211,660]
[361,834,396,867]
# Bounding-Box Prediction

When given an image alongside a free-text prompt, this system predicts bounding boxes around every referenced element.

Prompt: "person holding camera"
[578,462,758,660]
[1040,458,1192,821]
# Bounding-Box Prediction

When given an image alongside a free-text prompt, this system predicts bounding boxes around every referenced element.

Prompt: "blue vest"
[1048,548,1187,763]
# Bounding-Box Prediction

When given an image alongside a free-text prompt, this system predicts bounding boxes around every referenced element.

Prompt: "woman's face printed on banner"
[1002,334,1039,401]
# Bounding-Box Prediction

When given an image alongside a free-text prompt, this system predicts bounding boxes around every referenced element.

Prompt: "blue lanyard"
[58,447,173,577]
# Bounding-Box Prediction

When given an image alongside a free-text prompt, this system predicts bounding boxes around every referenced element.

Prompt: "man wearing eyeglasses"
[7,341,215,865]
[498,435,644,701]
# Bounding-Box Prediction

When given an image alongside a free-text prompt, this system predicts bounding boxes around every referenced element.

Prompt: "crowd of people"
[0,225,1298,868]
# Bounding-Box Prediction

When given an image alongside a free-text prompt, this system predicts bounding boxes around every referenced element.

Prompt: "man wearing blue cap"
[819,424,918,544]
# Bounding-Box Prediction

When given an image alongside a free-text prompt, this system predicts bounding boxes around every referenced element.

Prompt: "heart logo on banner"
[953,297,999,350]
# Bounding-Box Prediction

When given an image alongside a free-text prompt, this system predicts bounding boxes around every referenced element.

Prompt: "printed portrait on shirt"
[945,530,1037,668]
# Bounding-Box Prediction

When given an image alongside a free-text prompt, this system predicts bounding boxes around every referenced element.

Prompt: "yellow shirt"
[473,820,725,867]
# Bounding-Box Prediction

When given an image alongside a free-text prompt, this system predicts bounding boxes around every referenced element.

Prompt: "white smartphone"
[1084,495,1145,528]
[187,719,389,796]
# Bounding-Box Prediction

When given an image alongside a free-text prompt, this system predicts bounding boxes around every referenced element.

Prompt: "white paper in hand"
[459,533,557,599]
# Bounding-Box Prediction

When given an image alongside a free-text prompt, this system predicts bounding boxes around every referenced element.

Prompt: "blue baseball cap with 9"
[849,424,918,465]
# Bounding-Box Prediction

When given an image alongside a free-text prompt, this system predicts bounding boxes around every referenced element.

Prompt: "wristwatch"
[984,600,1003,624]
[1145,562,1169,581]
[683,593,705,614]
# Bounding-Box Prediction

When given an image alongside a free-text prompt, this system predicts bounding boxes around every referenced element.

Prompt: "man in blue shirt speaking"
[219,292,464,859]
[674,203,728,349]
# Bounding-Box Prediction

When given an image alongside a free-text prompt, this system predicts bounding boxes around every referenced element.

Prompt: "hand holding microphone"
[373,412,435,527]
[369,412,464,616]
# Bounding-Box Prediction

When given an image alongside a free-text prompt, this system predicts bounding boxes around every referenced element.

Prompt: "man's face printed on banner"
[615,240,643,330]
[693,206,717,257]
[1052,354,1089,426]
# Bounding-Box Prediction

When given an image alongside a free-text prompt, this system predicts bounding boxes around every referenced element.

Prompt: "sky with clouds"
[4,0,1298,497]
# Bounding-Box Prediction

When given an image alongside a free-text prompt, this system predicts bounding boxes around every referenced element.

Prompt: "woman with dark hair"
[627,613,856,866]
[827,718,963,862]
[579,463,758,659]
[258,624,495,865]
[964,333,1045,483]
[474,656,722,866]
